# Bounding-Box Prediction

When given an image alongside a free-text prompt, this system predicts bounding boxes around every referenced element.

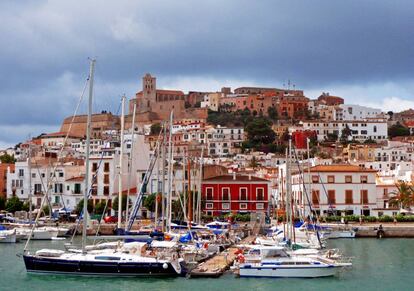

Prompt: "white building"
[300,119,388,142]
[339,104,383,121]
[291,164,378,216]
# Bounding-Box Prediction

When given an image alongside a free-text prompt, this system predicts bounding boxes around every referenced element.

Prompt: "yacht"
[237,246,351,278]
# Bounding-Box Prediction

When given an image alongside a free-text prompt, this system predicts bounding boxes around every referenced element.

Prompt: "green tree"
[245,117,276,148]
[150,123,162,135]
[267,107,279,121]
[42,205,50,216]
[112,195,131,212]
[94,201,107,215]
[5,196,23,212]
[388,122,410,138]
[0,153,16,164]
[21,201,32,212]
[388,181,414,210]
[75,199,94,214]
[143,193,157,212]
[340,124,352,143]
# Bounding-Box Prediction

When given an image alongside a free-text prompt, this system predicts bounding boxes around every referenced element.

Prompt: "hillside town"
[1,73,414,223]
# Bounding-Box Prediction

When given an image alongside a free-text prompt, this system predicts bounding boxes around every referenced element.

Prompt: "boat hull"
[23,255,182,277]
[0,233,17,243]
[239,265,338,278]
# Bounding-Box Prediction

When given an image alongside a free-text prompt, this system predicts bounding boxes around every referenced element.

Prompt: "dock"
[189,235,255,278]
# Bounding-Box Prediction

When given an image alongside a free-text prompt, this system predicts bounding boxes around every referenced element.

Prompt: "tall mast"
[28,143,32,223]
[161,122,166,232]
[118,95,126,229]
[307,138,311,219]
[155,135,160,227]
[125,100,136,229]
[197,146,204,224]
[82,58,95,254]
[285,136,291,242]
[187,157,192,224]
[166,111,174,232]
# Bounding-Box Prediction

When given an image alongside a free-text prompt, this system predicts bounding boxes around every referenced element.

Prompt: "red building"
[292,130,317,149]
[202,174,270,216]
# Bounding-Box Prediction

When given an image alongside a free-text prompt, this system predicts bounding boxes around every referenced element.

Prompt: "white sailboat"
[23,60,185,277]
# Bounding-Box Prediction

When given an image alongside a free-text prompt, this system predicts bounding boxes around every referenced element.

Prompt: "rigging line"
[291,146,319,223]
[291,146,323,248]
[24,76,89,252]
[80,97,123,242]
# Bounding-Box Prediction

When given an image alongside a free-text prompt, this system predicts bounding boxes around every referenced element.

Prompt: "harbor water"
[1,238,413,291]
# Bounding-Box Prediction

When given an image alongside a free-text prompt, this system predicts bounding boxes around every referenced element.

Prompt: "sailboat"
[23,60,185,277]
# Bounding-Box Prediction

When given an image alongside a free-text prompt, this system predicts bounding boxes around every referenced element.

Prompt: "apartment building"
[291,164,377,216]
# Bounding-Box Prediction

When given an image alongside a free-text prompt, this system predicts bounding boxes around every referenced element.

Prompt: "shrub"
[364,216,377,222]
[5,196,23,213]
[379,215,394,222]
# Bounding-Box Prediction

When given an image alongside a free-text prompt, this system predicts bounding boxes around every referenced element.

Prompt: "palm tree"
[388,181,414,210]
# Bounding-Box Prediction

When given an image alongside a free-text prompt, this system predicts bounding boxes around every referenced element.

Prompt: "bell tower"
[142,73,156,104]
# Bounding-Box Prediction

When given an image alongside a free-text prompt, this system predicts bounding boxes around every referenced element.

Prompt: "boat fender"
[163,263,169,269]
[238,254,245,264]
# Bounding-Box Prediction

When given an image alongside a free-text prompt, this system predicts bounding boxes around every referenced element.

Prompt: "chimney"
[233,172,236,180]
[248,174,252,180]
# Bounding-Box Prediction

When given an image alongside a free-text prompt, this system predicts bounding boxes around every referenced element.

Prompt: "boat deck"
[190,235,255,278]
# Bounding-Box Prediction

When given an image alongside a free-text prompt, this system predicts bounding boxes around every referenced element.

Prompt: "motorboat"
[15,227,59,240]
[237,246,351,278]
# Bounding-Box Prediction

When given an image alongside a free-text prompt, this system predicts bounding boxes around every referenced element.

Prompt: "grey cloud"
[1,0,414,146]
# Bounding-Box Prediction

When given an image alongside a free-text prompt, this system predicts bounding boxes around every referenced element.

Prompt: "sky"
[1,0,414,148]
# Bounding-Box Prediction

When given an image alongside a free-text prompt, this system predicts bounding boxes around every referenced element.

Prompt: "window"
[54,196,60,204]
[312,190,320,205]
[361,190,368,204]
[19,169,24,177]
[256,188,264,201]
[222,203,230,210]
[239,203,247,210]
[103,186,110,196]
[74,183,81,194]
[327,176,335,183]
[383,188,388,198]
[345,190,353,204]
[34,184,42,194]
[222,188,230,200]
[92,163,98,172]
[239,188,248,201]
[104,174,110,184]
[31,173,36,178]
[256,203,264,210]
[59,172,64,178]
[54,183,63,193]
[206,203,213,209]
[206,187,214,200]
[312,175,319,183]
[360,175,368,183]
[104,163,110,172]
[328,190,336,204]
[345,175,352,183]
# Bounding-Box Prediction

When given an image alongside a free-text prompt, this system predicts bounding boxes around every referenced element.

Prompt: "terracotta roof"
[156,89,184,95]
[307,164,377,173]
[66,176,85,182]
[113,187,137,195]
[404,121,414,127]
[203,175,269,182]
